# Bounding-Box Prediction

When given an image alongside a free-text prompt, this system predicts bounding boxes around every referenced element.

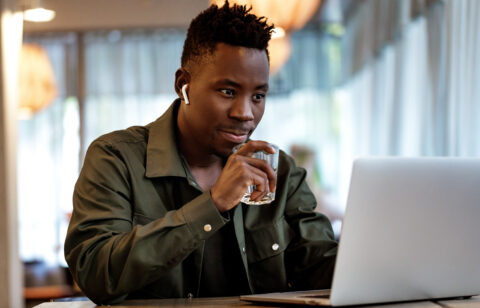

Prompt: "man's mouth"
[219,129,250,143]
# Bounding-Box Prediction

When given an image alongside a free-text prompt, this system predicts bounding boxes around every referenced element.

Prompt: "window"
[19,27,343,263]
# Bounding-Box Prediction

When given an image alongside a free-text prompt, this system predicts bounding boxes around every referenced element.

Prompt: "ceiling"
[22,0,353,34]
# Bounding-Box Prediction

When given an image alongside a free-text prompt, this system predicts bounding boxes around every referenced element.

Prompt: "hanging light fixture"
[18,44,58,119]
[23,0,56,23]
[268,35,291,75]
[210,0,321,74]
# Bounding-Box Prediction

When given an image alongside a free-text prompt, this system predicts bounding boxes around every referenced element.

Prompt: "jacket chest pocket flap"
[245,218,295,263]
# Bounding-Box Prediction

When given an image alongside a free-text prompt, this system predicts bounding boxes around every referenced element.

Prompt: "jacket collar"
[145,99,187,178]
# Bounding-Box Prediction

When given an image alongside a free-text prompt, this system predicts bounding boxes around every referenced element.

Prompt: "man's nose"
[229,96,254,121]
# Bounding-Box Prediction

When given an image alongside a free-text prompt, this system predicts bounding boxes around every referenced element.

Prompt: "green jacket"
[64,100,338,304]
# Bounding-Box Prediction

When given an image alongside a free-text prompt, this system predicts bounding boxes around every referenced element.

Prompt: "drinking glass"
[233,143,279,205]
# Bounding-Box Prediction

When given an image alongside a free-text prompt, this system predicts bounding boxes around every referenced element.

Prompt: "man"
[65,1,337,304]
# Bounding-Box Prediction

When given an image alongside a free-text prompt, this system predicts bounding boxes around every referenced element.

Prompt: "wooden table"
[33,295,480,308]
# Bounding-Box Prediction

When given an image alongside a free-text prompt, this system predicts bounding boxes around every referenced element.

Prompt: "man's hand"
[211,140,277,212]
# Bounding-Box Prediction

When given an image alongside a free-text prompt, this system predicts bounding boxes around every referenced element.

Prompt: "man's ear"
[174,68,190,98]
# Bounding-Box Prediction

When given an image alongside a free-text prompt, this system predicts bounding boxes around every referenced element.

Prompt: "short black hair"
[181,0,274,70]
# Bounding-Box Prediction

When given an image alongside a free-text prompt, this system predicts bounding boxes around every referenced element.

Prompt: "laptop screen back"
[331,158,480,306]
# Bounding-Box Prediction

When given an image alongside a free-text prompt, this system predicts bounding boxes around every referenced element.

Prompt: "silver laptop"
[241,158,480,306]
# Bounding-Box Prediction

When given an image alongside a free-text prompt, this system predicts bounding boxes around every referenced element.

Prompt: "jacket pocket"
[245,218,295,263]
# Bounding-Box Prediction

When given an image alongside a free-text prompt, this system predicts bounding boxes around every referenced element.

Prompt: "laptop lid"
[330,158,480,306]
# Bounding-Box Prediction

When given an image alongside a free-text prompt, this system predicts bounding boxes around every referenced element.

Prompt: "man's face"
[180,43,269,157]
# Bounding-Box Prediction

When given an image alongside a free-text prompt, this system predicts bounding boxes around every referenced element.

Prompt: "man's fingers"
[248,165,268,191]
[234,140,276,157]
[250,190,265,201]
[241,156,277,191]
[212,141,277,211]
[229,147,277,199]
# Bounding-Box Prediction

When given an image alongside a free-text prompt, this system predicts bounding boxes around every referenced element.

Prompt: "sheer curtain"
[84,29,185,146]
[444,0,480,155]
[335,0,480,208]
[18,34,79,265]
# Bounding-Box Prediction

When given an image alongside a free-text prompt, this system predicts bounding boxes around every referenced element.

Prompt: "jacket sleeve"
[64,140,227,304]
[282,155,338,290]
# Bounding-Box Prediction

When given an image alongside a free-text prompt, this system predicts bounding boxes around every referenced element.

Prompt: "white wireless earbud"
[181,84,190,105]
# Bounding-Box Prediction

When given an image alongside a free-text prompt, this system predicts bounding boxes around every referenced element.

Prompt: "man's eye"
[253,93,266,102]
[220,89,235,96]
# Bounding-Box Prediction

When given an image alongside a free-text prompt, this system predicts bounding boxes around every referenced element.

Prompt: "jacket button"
[272,243,279,251]
[242,247,246,253]
[203,224,212,232]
